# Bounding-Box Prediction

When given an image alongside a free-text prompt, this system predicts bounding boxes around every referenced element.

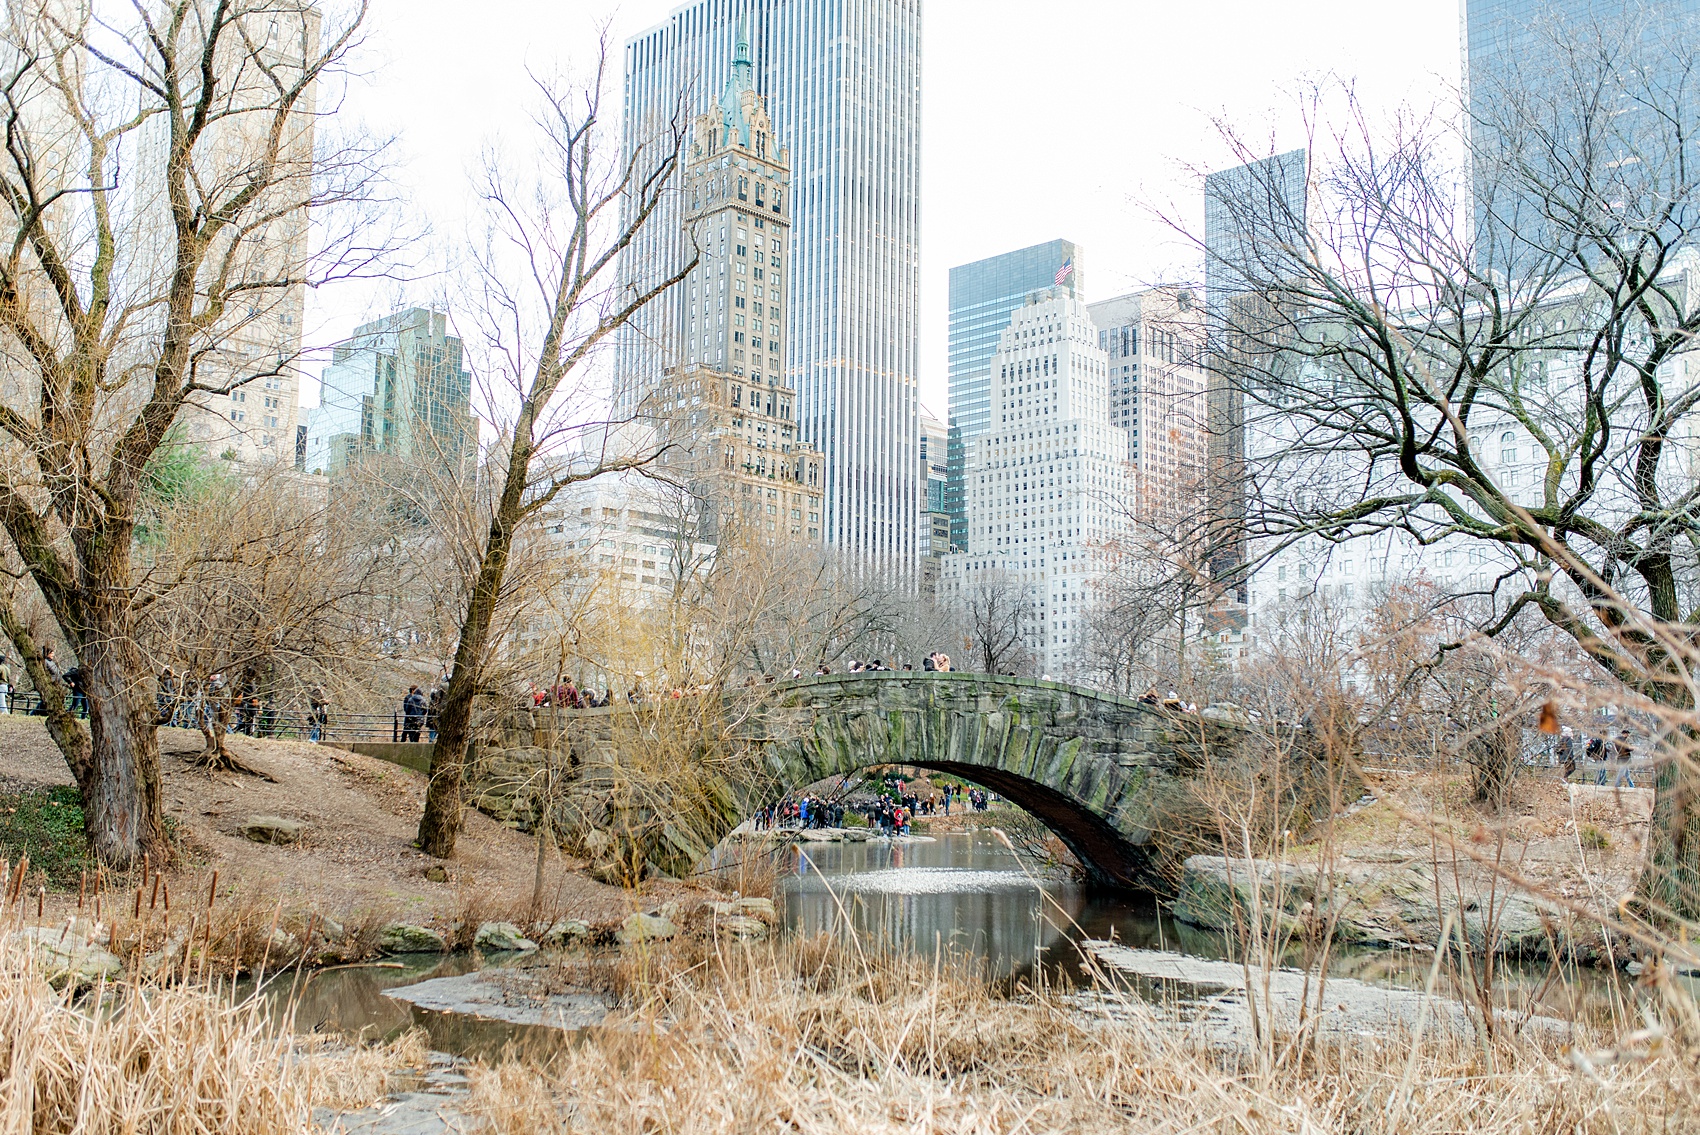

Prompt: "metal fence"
[0,690,424,745]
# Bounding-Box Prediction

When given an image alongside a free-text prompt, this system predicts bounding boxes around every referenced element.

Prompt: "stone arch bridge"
[464,672,1337,891]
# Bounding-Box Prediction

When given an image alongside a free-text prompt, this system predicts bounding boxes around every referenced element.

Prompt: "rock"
[717,915,768,940]
[704,901,737,918]
[732,897,777,922]
[474,921,538,952]
[616,912,678,945]
[317,917,346,942]
[10,927,122,985]
[539,919,592,947]
[800,829,839,842]
[268,927,301,956]
[378,922,447,954]
[423,865,448,883]
[240,815,303,845]
[1173,855,1563,956]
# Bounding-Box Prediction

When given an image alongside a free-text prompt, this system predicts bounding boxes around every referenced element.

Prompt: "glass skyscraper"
[945,240,1079,551]
[1464,0,1700,269]
[1204,151,1307,609]
[618,0,922,572]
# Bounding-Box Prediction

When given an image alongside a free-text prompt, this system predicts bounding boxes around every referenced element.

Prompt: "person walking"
[401,685,426,743]
[308,686,330,742]
[1612,730,1638,788]
[156,667,178,725]
[0,656,14,714]
[426,688,443,742]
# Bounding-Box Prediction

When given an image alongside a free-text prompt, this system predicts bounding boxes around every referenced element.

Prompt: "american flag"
[1054,258,1074,286]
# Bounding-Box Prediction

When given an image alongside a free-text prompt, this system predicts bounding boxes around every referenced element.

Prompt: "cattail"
[133,888,142,920]
[162,878,170,913]
[35,887,42,919]
[149,873,160,910]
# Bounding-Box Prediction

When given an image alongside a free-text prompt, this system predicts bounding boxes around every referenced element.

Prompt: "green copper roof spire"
[720,14,756,146]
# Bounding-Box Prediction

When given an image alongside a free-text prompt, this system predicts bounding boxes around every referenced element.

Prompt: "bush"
[0,786,92,889]
[1579,824,1611,850]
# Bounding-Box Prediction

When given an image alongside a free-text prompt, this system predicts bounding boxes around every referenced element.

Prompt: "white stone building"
[941,291,1131,677]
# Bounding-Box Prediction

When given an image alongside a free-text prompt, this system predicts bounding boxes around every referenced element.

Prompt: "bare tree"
[951,569,1032,676]
[1193,14,1700,916]
[415,43,696,858]
[0,1,393,867]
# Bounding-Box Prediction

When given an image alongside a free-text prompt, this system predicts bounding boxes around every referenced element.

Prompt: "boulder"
[1173,855,1563,956]
[10,927,121,986]
[474,921,538,952]
[539,919,592,947]
[240,815,303,845]
[377,922,447,954]
[716,915,768,941]
[732,897,777,922]
[616,912,678,945]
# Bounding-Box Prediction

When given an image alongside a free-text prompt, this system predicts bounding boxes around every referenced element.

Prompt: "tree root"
[190,745,276,782]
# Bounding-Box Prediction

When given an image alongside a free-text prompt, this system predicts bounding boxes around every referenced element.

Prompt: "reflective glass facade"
[619,0,922,572]
[1465,0,1700,269]
[945,240,1079,550]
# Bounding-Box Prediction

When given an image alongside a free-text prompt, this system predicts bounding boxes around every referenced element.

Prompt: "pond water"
[775,827,1632,1024]
[266,825,1633,1060]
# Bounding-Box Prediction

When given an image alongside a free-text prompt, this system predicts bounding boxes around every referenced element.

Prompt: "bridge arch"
[735,672,1233,890]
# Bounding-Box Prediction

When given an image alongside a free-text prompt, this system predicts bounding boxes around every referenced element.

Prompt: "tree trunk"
[78,631,170,869]
[1645,730,1700,920]
[417,522,517,858]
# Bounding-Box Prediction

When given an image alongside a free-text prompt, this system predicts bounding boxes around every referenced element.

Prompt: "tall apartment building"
[1203,150,1307,608]
[170,5,321,467]
[648,26,824,545]
[941,291,1129,678]
[618,0,922,571]
[304,308,474,481]
[946,241,1081,551]
[1086,288,1206,512]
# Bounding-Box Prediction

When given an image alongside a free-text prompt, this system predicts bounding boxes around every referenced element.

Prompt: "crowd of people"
[752,778,997,838]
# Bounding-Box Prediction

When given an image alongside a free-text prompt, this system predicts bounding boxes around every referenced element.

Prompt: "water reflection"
[781,832,1077,976]
[777,829,1632,1023]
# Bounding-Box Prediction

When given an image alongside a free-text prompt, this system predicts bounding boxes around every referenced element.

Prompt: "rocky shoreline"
[1171,854,1613,962]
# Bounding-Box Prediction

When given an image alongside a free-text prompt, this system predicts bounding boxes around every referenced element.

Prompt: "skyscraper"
[647,25,825,545]
[618,0,922,572]
[1464,0,1700,270]
[1203,150,1307,609]
[305,308,474,481]
[946,240,1080,552]
[1087,288,1206,508]
[941,290,1127,677]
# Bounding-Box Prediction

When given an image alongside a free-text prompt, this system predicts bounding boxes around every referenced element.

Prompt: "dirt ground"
[0,716,703,932]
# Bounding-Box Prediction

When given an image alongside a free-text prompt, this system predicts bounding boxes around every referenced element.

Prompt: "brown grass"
[453,936,1700,1135]
[0,936,426,1133]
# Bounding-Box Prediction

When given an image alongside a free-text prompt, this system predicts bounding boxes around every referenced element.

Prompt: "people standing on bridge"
[401,685,426,743]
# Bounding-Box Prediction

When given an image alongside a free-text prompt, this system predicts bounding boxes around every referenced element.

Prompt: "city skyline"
[298,0,1459,422]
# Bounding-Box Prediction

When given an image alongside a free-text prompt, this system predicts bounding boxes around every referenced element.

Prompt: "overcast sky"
[309,0,1463,415]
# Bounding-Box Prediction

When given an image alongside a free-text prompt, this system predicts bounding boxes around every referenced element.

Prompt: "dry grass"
[0,934,426,1133]
[455,936,1700,1135]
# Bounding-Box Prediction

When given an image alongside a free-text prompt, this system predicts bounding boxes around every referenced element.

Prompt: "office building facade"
[618,0,922,572]
[305,308,474,480]
[946,240,1080,551]
[1203,150,1307,608]
[1087,288,1206,513]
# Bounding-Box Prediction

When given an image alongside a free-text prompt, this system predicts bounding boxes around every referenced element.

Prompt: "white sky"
[308,0,1463,415]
